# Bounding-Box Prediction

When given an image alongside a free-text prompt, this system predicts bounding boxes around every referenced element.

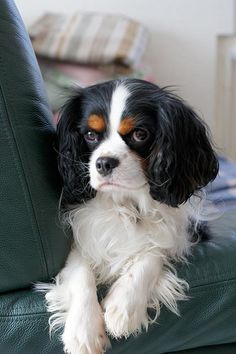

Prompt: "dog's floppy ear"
[56,91,95,206]
[148,90,219,207]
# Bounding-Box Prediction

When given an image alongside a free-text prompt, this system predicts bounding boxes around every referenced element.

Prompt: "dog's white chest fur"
[69,189,192,284]
[42,191,197,352]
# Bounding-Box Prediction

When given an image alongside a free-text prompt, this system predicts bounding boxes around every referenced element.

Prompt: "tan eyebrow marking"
[87,114,106,132]
[119,117,135,135]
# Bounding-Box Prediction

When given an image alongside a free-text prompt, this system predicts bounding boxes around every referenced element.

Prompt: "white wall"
[15,0,234,128]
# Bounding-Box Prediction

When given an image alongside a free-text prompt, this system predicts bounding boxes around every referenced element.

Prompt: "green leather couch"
[1,0,236,353]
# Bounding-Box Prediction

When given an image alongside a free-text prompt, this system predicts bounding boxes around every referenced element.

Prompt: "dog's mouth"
[98,182,128,190]
[98,182,147,191]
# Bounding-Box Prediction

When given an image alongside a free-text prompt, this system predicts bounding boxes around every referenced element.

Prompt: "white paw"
[103,277,148,338]
[63,330,109,354]
[62,302,110,354]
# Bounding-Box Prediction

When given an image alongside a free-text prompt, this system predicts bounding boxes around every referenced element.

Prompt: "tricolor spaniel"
[41,79,218,354]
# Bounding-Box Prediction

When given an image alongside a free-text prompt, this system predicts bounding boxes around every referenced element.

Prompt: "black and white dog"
[41,78,218,354]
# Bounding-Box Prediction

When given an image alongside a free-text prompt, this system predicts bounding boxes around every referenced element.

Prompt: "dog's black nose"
[96,157,119,176]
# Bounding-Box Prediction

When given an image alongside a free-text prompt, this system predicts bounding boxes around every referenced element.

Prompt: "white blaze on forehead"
[109,84,130,134]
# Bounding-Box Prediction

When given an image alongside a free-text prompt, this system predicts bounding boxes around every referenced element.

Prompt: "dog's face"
[57,78,218,207]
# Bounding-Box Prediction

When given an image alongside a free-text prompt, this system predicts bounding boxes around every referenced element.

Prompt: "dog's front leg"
[103,253,163,339]
[45,247,110,354]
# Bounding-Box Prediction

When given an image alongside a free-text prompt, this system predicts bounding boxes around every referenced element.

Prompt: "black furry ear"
[148,90,219,207]
[56,91,95,207]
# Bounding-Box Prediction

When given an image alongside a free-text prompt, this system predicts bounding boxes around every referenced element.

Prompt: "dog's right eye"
[84,130,99,143]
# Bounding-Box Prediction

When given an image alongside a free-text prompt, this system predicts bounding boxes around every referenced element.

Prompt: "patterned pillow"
[29,12,149,67]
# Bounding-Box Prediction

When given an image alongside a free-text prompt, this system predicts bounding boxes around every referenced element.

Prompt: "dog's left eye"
[84,131,99,143]
[132,128,150,143]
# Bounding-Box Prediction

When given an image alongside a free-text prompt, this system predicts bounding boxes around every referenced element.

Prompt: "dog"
[39,78,219,354]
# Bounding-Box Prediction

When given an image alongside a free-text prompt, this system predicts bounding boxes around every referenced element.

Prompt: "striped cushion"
[29,12,149,67]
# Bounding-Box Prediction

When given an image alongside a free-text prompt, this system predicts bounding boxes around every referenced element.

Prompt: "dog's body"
[40,79,218,354]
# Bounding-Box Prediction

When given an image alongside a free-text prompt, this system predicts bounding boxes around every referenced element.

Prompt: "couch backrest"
[0,0,71,292]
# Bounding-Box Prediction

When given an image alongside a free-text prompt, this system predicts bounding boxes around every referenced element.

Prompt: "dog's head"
[57,78,218,207]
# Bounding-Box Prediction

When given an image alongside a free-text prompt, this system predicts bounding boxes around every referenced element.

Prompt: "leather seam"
[0,313,49,320]
[0,278,235,318]
[188,272,236,289]
[190,276,236,291]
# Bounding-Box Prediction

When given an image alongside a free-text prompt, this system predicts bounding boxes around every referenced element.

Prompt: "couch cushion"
[0,290,63,354]
[169,343,236,354]
[0,210,236,353]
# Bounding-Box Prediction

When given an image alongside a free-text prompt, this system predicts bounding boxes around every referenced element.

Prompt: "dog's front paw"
[103,277,148,338]
[62,303,110,354]
[63,330,109,354]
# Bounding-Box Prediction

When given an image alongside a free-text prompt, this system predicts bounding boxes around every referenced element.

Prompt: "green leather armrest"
[0,0,71,293]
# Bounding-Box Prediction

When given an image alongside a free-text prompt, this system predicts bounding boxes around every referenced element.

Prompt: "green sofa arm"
[0,0,71,293]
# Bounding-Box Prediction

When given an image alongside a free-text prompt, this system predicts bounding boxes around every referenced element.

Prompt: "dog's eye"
[132,128,149,143]
[84,131,99,143]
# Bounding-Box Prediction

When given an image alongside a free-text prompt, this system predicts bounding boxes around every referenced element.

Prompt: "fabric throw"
[207,156,236,211]
[29,12,149,67]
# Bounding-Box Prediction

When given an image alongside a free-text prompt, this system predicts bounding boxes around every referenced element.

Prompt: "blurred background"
[15,0,235,160]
